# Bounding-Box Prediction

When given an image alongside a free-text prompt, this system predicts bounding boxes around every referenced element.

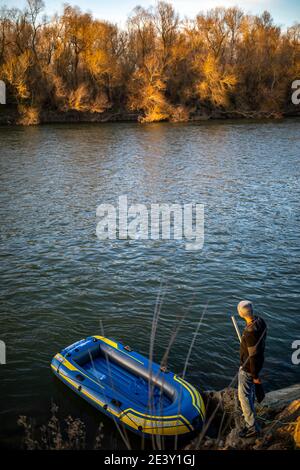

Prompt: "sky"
[2,0,300,29]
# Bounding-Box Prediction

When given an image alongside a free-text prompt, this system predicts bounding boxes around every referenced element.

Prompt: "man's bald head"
[237,300,254,319]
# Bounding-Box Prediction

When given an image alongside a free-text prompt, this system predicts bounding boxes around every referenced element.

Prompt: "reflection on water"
[0,120,299,448]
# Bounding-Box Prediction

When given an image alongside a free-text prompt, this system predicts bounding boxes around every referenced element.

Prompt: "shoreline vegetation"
[0,1,299,125]
[1,105,300,126]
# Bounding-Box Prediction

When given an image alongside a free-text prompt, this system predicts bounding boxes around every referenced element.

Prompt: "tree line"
[0,0,299,124]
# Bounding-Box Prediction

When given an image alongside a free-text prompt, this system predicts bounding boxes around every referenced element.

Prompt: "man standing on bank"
[237,300,267,438]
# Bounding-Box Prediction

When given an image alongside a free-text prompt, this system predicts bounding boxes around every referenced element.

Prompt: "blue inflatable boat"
[51,336,205,436]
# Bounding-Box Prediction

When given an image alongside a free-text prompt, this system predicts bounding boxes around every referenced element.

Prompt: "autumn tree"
[0,1,299,124]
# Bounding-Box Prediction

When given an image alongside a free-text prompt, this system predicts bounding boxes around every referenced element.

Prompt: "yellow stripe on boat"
[119,408,192,432]
[93,336,118,349]
[62,358,78,370]
[120,412,190,435]
[174,375,205,418]
[93,336,144,365]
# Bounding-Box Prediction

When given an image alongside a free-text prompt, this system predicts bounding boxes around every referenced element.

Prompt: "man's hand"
[253,378,261,384]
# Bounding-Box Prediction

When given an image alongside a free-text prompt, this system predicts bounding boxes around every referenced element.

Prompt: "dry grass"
[18,403,104,450]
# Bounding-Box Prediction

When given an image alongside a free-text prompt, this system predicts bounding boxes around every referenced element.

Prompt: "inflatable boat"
[51,336,205,436]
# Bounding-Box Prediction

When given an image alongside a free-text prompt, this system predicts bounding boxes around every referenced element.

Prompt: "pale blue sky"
[2,0,300,28]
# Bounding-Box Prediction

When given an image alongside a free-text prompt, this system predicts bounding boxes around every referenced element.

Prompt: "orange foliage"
[0,1,299,124]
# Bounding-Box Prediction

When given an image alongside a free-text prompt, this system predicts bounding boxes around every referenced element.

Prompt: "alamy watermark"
[0,340,6,365]
[291,80,300,105]
[0,80,6,104]
[96,195,204,251]
[291,340,300,365]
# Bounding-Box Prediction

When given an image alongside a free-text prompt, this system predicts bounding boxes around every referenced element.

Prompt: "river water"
[0,120,299,448]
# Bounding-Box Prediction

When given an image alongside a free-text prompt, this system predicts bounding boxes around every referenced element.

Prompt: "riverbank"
[186,384,300,451]
[1,105,300,125]
[15,384,300,450]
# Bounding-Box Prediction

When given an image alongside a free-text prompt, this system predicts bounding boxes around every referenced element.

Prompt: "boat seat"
[72,343,100,366]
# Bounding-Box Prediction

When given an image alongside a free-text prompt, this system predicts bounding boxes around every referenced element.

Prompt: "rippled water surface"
[0,120,300,448]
